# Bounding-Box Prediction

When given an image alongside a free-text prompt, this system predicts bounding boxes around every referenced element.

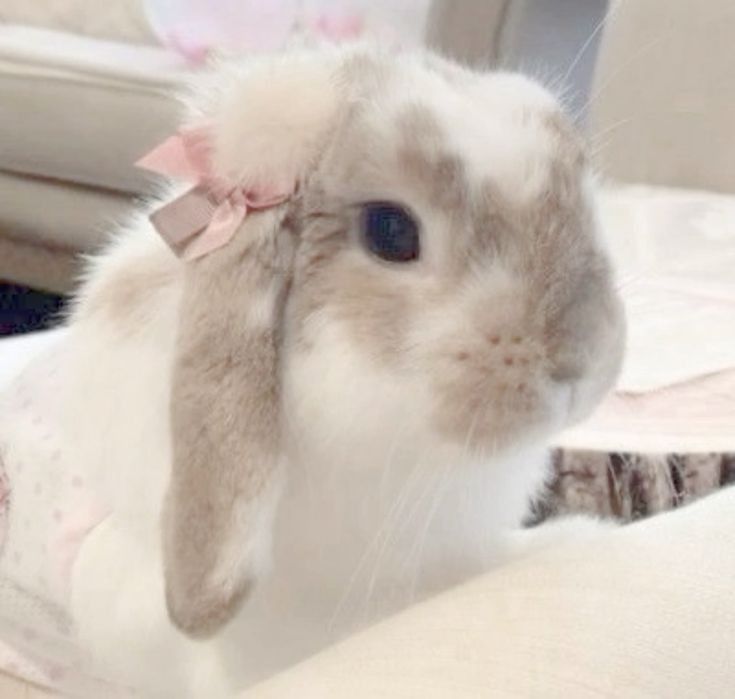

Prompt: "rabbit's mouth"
[426,314,625,455]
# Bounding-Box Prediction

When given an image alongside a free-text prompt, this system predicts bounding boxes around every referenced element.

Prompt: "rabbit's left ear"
[161,56,339,638]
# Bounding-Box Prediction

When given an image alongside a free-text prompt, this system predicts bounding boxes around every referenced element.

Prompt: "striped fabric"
[532,450,735,524]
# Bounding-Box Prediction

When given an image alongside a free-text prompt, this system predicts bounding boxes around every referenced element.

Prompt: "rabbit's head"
[160,48,625,636]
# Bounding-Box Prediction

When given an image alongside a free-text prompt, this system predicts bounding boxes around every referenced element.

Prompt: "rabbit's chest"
[263,445,547,629]
[259,464,507,621]
[218,462,516,687]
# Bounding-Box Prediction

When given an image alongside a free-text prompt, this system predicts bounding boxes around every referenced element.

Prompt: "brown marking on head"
[396,105,469,213]
[288,102,464,363]
[285,56,622,455]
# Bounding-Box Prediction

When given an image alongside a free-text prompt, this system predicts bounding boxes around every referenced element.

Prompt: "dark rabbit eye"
[361,203,420,263]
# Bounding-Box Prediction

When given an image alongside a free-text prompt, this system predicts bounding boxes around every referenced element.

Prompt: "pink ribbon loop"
[137,126,291,260]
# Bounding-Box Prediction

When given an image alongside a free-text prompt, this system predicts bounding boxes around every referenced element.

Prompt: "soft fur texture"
[10,46,624,695]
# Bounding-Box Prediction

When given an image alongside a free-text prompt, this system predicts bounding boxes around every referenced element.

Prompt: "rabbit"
[0,45,625,697]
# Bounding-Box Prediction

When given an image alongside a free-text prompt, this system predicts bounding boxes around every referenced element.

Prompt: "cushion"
[0,25,186,195]
[0,234,79,295]
[0,171,133,251]
[249,486,735,698]
[0,0,154,46]
[0,670,52,698]
[590,0,735,194]
[0,171,133,292]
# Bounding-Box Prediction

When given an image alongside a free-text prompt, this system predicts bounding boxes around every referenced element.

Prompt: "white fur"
[51,231,557,695]
[448,73,558,204]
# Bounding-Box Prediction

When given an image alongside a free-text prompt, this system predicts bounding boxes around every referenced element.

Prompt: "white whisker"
[360,440,430,621]
[328,416,417,629]
[405,406,486,602]
[582,32,669,117]
[563,0,623,87]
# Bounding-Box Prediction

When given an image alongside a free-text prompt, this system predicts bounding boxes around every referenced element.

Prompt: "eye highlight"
[360,202,420,263]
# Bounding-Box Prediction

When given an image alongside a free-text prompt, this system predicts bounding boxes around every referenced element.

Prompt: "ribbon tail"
[136,130,210,181]
[181,199,248,261]
[148,185,218,256]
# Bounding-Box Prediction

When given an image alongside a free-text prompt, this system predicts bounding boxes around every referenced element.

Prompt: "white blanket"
[559,185,735,454]
[601,185,735,393]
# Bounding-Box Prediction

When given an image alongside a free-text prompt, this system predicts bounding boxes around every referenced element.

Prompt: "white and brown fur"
[10,46,624,695]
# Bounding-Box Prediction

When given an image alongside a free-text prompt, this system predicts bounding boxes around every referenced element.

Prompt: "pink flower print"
[52,498,110,594]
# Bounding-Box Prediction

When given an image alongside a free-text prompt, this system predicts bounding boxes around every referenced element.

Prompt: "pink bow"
[137,125,291,260]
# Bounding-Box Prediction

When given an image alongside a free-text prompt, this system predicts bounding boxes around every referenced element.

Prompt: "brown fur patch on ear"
[163,207,293,637]
[82,248,180,335]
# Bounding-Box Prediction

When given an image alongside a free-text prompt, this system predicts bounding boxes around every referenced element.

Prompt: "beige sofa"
[248,487,735,698]
[0,21,184,292]
[589,0,735,194]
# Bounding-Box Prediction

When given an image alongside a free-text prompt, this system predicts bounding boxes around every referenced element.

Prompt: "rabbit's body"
[0,224,547,694]
[0,46,625,696]
[0,222,548,694]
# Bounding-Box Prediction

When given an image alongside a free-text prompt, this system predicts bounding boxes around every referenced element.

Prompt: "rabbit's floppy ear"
[160,56,339,637]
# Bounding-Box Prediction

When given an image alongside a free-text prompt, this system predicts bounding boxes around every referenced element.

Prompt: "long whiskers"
[359,439,432,622]
[562,0,624,88]
[328,415,420,629]
[405,406,486,604]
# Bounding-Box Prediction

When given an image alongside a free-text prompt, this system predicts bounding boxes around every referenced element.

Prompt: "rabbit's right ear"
[162,55,340,638]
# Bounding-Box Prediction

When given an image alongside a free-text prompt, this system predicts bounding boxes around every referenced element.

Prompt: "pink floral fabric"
[0,349,116,696]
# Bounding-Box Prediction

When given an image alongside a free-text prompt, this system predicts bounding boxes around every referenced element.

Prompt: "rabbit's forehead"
[349,65,577,209]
